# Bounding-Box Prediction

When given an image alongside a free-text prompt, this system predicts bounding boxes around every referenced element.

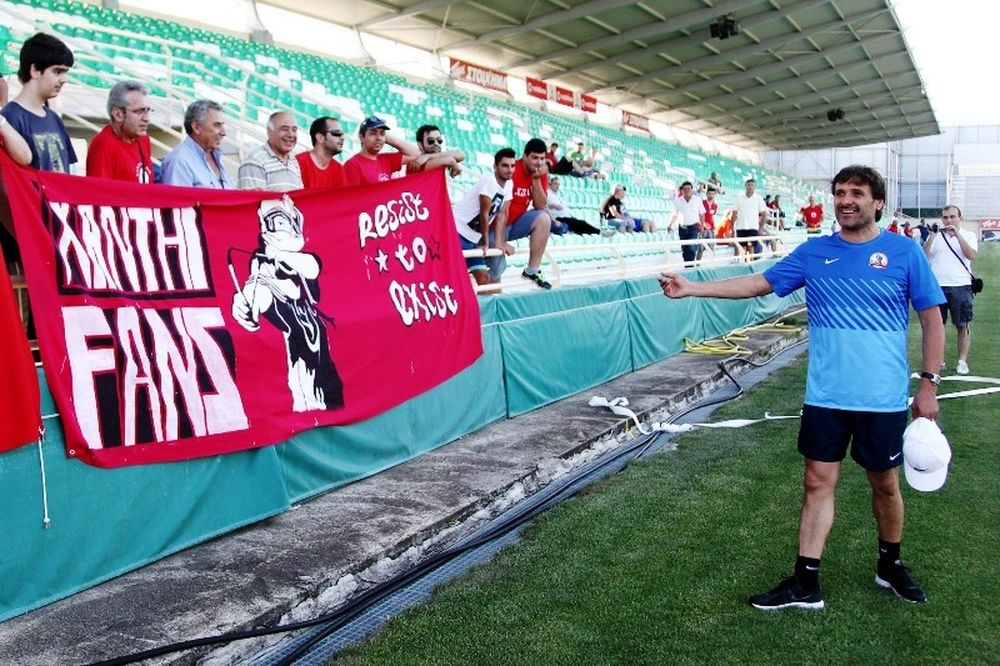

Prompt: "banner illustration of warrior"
[232,196,345,412]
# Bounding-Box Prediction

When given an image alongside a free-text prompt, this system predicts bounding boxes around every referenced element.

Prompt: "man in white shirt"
[547,176,600,235]
[452,148,516,290]
[924,205,979,374]
[733,178,768,259]
[669,180,705,267]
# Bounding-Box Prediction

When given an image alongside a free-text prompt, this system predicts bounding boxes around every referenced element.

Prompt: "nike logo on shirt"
[824,258,839,264]
[889,452,902,461]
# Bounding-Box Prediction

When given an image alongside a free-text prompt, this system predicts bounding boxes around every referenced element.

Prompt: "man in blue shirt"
[659,165,945,610]
[1,33,76,173]
[161,99,232,188]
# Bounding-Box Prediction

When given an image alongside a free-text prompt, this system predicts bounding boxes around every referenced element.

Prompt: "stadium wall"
[0,263,803,622]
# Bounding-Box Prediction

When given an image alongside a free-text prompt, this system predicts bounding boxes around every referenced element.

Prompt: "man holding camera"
[924,205,978,375]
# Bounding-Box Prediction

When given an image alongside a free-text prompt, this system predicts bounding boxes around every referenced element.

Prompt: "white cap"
[902,417,951,492]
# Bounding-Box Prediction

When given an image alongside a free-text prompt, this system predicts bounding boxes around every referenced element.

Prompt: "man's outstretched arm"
[912,305,944,420]
[659,272,773,299]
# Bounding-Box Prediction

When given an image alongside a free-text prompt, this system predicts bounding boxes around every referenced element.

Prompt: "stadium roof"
[262,0,938,151]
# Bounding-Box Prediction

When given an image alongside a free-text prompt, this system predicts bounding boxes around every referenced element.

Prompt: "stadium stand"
[0,0,826,235]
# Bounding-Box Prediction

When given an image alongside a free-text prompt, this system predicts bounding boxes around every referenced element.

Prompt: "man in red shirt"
[495,138,553,289]
[698,186,719,264]
[86,79,153,183]
[800,194,824,234]
[297,116,345,188]
[343,116,421,186]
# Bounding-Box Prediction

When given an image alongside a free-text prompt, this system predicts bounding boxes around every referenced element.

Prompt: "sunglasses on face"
[424,137,444,145]
[325,130,344,137]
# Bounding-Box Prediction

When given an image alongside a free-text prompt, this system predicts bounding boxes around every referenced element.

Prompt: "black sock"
[794,555,821,590]
[879,539,901,568]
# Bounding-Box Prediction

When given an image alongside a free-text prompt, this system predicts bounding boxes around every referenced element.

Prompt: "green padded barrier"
[276,324,507,502]
[624,276,704,368]
[0,370,291,623]
[496,282,634,417]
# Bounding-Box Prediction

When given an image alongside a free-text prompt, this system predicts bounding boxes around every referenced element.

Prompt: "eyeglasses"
[424,137,444,145]
[325,130,344,137]
[121,106,153,116]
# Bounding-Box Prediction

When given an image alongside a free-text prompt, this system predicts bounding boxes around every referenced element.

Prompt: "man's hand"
[448,163,463,178]
[658,272,692,298]
[911,383,939,420]
[498,240,516,256]
[530,161,548,179]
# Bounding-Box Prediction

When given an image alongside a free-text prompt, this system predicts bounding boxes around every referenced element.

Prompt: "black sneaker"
[875,562,927,603]
[749,575,825,611]
[521,270,552,290]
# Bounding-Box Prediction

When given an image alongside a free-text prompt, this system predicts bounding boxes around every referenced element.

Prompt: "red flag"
[4,163,482,467]
[0,154,42,451]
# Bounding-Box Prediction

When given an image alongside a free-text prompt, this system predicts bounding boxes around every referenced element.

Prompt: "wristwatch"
[919,371,941,386]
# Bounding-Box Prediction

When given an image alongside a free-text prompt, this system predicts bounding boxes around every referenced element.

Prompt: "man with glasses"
[413,124,464,178]
[86,80,153,183]
[239,110,303,192]
[296,116,345,188]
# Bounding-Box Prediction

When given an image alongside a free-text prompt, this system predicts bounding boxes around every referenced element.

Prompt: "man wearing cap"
[924,205,978,376]
[343,116,421,186]
[238,110,303,192]
[660,165,945,610]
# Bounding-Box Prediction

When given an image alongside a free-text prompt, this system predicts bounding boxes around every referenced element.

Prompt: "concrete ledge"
[0,316,807,665]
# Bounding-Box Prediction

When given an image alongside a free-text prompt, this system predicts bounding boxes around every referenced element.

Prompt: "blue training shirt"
[764,230,944,412]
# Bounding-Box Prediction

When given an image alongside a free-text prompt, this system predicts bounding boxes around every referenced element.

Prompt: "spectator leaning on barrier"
[412,124,465,178]
[2,33,77,173]
[669,180,705,267]
[343,116,420,186]
[698,186,719,264]
[161,99,233,188]
[924,205,979,376]
[86,80,154,183]
[238,111,303,192]
[660,164,945,612]
[733,177,767,258]
[499,138,553,289]
[547,176,600,235]
[452,147,515,289]
[296,116,345,189]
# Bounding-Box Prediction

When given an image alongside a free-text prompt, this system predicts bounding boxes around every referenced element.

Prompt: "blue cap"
[360,116,390,133]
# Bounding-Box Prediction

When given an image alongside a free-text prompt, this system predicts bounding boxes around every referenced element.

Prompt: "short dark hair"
[680,181,693,189]
[943,204,963,218]
[523,138,547,156]
[416,124,440,143]
[309,116,339,146]
[831,165,886,221]
[18,33,74,83]
[494,148,516,164]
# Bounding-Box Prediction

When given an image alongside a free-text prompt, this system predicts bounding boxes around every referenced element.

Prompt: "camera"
[931,224,939,232]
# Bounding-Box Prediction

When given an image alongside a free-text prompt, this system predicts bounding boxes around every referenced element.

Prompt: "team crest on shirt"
[868,252,889,269]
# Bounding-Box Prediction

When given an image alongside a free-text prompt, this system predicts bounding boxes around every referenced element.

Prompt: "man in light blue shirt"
[660,165,945,611]
[161,99,232,188]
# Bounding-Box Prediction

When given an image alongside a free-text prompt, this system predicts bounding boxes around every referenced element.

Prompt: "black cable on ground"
[87,337,809,666]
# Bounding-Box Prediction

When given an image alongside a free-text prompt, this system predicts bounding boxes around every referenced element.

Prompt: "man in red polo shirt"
[800,195,824,234]
[494,138,553,289]
[86,79,153,183]
[343,116,421,186]
[297,116,346,188]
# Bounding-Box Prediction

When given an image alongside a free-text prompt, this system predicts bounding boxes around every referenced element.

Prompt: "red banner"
[580,94,597,113]
[449,58,508,93]
[0,241,40,453]
[622,111,650,132]
[2,165,482,467]
[979,218,1000,230]
[526,77,550,100]
[555,86,575,107]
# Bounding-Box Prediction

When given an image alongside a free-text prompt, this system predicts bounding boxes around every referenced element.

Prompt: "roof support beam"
[357,0,459,29]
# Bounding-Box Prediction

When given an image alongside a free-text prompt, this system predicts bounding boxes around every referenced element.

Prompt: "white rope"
[588,396,650,434]
[36,426,51,529]
[589,395,801,434]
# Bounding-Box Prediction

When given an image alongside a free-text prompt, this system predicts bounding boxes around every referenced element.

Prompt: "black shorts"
[798,405,908,472]
[940,285,974,327]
